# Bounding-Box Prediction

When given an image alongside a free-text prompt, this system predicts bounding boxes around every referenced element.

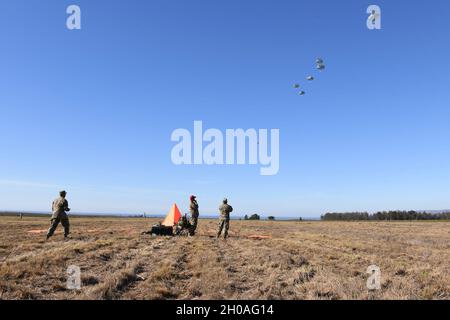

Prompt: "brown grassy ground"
[0,216,449,300]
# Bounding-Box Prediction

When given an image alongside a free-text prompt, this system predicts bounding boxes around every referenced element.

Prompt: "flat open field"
[0,216,449,300]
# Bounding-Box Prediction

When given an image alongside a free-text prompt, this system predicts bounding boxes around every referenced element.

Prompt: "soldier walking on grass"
[189,195,199,235]
[47,190,71,240]
[217,198,233,239]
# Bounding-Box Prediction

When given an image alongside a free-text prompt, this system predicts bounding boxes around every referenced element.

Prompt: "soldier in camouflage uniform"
[189,195,199,234]
[176,214,193,236]
[47,190,71,240]
[217,198,233,239]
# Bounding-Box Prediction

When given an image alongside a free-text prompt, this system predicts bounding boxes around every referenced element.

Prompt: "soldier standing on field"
[217,198,233,239]
[47,190,71,240]
[189,195,199,235]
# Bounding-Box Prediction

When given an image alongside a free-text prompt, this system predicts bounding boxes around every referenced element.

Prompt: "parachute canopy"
[293,83,300,89]
[306,76,314,81]
[162,203,182,227]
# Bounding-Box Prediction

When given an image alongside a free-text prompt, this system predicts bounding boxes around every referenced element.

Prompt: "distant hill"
[424,210,450,214]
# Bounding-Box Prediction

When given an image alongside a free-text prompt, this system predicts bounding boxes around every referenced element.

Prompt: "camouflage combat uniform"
[47,195,70,239]
[189,200,199,234]
[217,200,233,239]
[176,215,193,236]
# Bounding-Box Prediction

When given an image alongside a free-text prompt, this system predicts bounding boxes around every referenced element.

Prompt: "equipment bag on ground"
[150,224,174,236]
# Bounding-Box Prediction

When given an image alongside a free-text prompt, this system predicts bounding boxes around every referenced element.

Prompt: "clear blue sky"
[1,0,449,217]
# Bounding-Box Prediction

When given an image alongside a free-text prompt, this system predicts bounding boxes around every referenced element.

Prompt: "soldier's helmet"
[223,198,228,204]
[59,190,67,197]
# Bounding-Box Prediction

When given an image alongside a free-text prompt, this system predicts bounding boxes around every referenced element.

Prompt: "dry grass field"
[0,215,449,300]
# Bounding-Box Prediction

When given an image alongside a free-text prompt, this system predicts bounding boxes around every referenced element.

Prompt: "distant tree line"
[321,211,450,221]
[244,214,261,220]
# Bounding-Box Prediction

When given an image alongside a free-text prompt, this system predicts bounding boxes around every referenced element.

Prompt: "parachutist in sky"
[292,57,325,94]
[316,63,325,71]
